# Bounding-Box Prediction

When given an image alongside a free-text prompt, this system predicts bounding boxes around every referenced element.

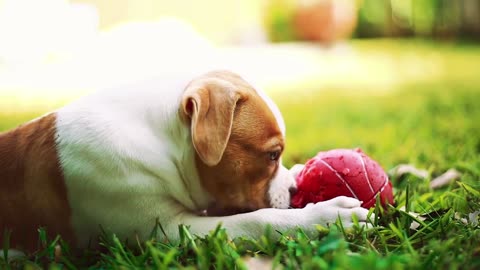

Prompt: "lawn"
[1,40,480,269]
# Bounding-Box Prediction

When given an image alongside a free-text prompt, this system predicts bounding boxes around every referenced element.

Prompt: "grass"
[1,39,480,269]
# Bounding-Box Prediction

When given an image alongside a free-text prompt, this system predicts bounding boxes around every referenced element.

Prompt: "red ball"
[291,148,394,209]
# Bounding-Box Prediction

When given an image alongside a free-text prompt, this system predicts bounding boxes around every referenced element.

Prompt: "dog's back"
[0,113,75,251]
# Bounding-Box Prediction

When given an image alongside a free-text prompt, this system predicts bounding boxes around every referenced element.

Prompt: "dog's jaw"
[268,164,296,209]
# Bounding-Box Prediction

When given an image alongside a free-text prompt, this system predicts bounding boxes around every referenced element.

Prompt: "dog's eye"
[269,151,281,161]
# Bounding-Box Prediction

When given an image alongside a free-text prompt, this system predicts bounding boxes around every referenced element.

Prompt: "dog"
[0,70,370,251]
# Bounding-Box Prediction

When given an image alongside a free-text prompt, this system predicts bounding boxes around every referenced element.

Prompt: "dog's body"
[1,70,369,251]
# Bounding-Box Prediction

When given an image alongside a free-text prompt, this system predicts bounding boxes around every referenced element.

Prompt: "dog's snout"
[288,186,298,196]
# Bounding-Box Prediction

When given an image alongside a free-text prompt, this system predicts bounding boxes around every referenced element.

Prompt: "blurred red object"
[291,148,394,209]
[293,0,358,43]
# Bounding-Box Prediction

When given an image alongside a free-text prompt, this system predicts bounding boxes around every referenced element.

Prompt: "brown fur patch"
[183,71,284,215]
[0,113,75,251]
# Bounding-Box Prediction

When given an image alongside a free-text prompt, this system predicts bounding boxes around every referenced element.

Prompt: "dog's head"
[181,70,296,215]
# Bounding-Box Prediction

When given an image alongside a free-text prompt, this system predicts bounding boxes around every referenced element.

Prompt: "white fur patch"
[55,73,213,245]
[268,165,297,209]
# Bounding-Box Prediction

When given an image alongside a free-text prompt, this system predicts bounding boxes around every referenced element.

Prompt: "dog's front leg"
[171,196,371,241]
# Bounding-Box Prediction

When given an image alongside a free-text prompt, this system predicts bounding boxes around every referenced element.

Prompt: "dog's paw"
[321,196,362,208]
[306,196,373,227]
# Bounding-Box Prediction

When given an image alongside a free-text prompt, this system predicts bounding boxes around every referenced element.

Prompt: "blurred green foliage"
[264,0,299,42]
[357,0,479,38]
[265,0,480,42]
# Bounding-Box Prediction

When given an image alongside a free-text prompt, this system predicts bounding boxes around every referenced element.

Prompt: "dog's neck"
[170,112,214,212]
[57,75,214,212]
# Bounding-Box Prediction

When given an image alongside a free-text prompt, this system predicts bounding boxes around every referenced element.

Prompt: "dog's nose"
[288,186,298,196]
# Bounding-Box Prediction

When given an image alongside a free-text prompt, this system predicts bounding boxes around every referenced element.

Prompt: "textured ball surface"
[291,148,394,209]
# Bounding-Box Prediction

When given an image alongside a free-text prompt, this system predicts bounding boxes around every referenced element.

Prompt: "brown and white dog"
[0,70,370,251]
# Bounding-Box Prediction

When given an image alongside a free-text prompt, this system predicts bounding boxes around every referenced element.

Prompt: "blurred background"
[1,0,479,109]
[1,0,479,168]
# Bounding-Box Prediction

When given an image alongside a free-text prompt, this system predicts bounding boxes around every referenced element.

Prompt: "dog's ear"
[181,78,241,166]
